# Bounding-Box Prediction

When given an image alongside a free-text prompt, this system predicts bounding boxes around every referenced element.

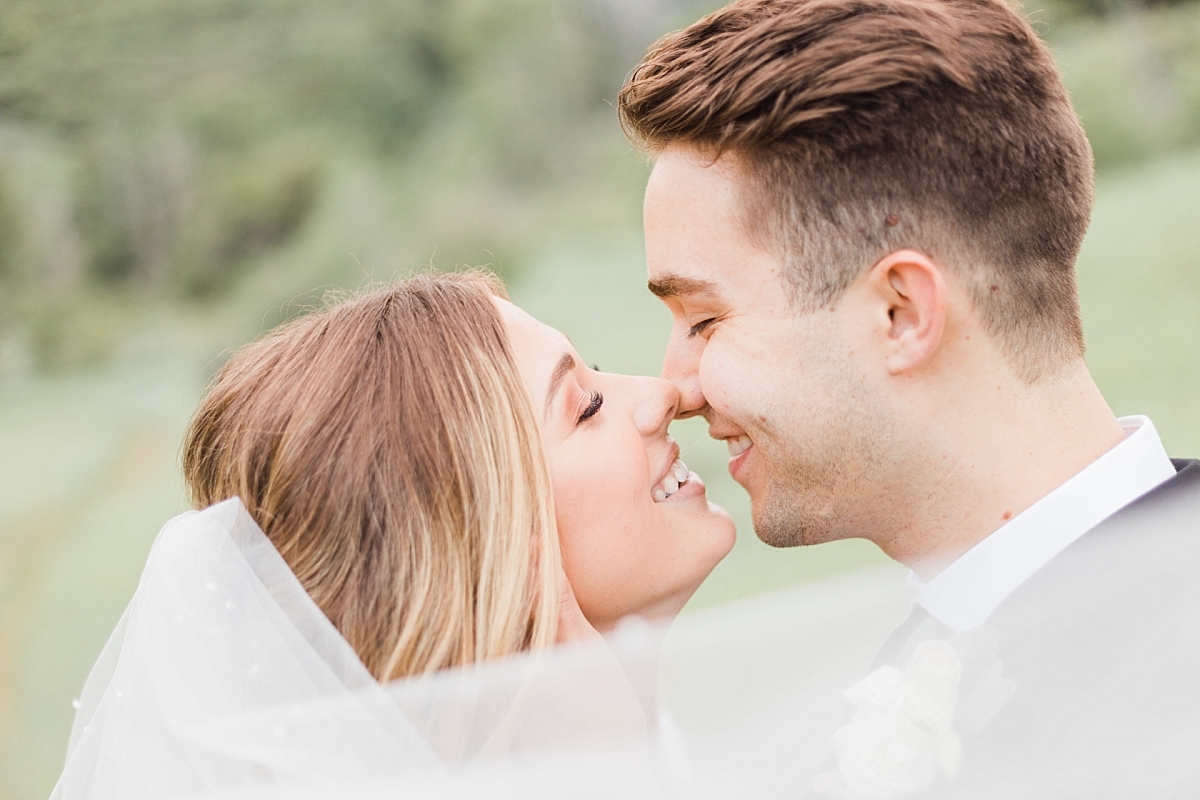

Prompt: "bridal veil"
[52,499,704,799]
[52,497,1200,799]
[51,498,905,799]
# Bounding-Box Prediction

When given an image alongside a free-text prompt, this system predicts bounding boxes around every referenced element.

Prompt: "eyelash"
[688,317,717,338]
[578,391,603,423]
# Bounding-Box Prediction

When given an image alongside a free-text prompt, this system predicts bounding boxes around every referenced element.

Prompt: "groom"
[620,0,1200,792]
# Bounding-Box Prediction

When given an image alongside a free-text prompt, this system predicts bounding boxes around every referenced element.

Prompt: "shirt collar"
[912,415,1176,632]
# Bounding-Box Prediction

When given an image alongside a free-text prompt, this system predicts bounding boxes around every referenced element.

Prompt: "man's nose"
[660,329,706,419]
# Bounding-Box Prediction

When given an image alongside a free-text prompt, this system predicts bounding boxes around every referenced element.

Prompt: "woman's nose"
[629,376,679,438]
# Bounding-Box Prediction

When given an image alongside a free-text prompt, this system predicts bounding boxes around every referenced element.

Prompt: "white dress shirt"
[911,415,1177,632]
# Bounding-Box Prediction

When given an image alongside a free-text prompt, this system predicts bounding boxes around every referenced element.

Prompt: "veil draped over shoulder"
[53,499,693,799]
[52,497,1200,800]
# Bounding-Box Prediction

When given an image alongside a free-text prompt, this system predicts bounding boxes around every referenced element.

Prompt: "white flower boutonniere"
[813,640,964,800]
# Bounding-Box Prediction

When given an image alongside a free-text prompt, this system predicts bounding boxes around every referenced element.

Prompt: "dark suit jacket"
[933,459,1200,798]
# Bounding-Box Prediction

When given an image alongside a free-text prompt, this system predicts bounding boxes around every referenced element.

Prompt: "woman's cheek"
[553,455,598,521]
[552,459,608,560]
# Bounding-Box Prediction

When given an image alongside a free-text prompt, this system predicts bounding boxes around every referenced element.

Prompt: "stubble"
[751,382,896,549]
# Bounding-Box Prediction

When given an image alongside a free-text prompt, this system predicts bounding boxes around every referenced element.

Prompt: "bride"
[185,270,735,669]
[52,272,736,799]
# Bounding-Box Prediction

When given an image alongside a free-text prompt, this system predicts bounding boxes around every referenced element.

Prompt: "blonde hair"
[182,272,561,681]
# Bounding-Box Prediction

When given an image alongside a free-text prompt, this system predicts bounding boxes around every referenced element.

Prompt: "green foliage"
[0,0,449,143]
[1052,2,1200,169]
[69,130,326,297]
[73,154,139,287]
[0,0,652,371]
[0,0,1197,373]
[0,167,23,288]
[1028,0,1196,28]
[20,291,129,371]
[173,138,326,297]
[0,0,466,310]
[1076,148,1200,456]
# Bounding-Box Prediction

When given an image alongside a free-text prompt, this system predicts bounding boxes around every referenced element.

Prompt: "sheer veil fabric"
[50,499,909,799]
[52,496,1200,799]
[53,500,439,798]
[51,499,688,799]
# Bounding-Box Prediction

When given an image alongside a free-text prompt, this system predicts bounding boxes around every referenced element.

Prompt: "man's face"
[644,146,892,547]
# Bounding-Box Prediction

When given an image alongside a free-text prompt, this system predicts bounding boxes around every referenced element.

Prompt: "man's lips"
[708,417,753,479]
[721,434,754,481]
[726,435,752,458]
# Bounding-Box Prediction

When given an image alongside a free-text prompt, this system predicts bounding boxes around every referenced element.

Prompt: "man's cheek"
[701,353,754,413]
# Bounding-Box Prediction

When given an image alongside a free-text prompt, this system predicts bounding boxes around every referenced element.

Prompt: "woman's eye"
[688,317,717,338]
[578,391,603,423]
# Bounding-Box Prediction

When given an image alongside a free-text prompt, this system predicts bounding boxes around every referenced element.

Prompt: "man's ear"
[867,249,946,375]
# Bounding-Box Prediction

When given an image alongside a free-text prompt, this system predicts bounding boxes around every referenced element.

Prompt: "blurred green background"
[1,0,1198,795]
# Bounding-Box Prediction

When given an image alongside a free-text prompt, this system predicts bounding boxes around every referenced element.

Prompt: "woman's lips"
[657,468,706,503]
[653,456,693,502]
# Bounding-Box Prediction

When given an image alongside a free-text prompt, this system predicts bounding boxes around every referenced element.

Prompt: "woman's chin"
[573,478,737,636]
[664,487,737,572]
[657,474,736,529]
[640,528,738,625]
[675,493,738,564]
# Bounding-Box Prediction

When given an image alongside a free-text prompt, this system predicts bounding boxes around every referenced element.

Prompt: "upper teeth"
[727,435,752,458]
[653,458,692,502]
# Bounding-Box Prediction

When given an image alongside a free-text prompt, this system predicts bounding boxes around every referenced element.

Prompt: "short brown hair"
[182,273,560,681]
[619,0,1093,380]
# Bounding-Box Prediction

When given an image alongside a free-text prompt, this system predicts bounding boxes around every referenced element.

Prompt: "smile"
[653,457,693,502]
[726,435,752,458]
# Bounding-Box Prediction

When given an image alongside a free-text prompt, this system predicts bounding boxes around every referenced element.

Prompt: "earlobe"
[871,250,946,375]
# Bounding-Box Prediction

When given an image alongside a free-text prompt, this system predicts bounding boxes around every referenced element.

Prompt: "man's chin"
[754,523,832,549]
[751,493,840,549]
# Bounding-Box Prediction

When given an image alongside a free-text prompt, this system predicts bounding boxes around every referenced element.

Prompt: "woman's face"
[497,299,736,631]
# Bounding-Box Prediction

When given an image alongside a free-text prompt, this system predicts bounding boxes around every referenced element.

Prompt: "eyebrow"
[544,353,576,416]
[647,274,720,299]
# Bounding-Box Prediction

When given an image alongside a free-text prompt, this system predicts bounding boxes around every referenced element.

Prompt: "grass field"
[1,146,1197,799]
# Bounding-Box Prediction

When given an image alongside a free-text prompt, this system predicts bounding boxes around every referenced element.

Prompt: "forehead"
[644,145,782,298]
[645,146,745,228]
[493,298,573,385]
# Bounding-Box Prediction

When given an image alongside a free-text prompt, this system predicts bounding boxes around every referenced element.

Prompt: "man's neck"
[883,360,1126,579]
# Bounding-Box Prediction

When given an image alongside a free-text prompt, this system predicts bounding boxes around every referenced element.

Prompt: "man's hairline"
[645,142,815,309]
[641,138,1051,333]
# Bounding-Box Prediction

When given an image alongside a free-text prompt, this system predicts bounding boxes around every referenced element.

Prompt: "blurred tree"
[0,0,654,367]
[0,0,1196,370]
[1039,0,1196,23]
[0,168,22,287]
